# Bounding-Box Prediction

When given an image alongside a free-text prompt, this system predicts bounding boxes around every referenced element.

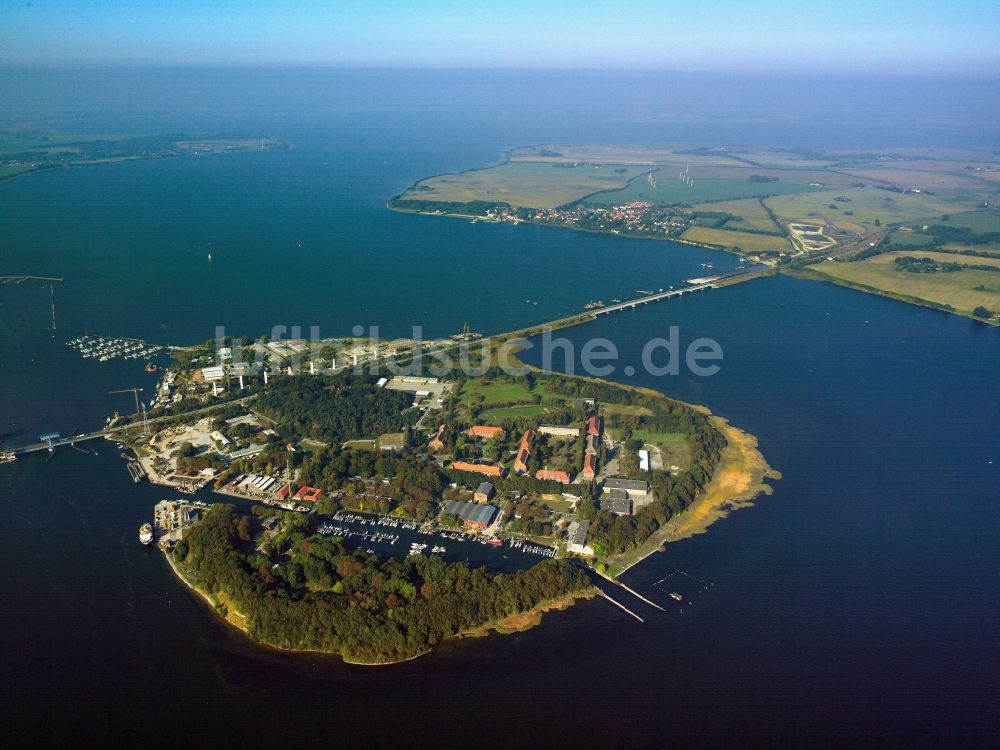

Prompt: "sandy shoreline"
[613,415,780,575]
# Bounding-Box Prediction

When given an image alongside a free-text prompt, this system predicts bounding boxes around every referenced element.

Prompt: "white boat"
[139,523,154,545]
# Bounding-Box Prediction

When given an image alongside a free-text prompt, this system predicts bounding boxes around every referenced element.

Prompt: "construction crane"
[109,387,147,435]
[0,276,64,330]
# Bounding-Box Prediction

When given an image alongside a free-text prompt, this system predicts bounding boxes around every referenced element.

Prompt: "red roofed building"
[466,425,505,440]
[587,416,603,437]
[273,484,291,501]
[450,461,504,478]
[582,453,597,481]
[428,424,448,452]
[513,429,535,474]
[536,469,571,485]
[293,486,323,502]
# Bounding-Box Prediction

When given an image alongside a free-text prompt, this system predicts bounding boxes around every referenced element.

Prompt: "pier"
[8,394,259,457]
[0,276,64,330]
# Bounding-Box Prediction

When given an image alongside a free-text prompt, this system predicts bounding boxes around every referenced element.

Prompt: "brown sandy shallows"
[613,416,780,575]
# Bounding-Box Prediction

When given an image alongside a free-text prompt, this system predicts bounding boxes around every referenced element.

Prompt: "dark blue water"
[1,69,999,748]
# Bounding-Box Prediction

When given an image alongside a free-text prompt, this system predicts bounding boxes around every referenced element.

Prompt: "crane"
[109,387,147,435]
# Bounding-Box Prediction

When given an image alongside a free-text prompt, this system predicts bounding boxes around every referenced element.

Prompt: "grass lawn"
[342,439,377,451]
[398,161,647,209]
[459,379,536,407]
[630,430,688,447]
[682,226,793,254]
[599,403,654,418]
[692,197,782,233]
[537,494,575,513]
[810,256,1000,318]
[479,404,549,422]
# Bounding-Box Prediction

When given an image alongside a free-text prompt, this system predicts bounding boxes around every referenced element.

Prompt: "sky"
[2,0,999,73]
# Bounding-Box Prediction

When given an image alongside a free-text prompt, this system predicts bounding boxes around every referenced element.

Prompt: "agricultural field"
[682,226,793,255]
[882,250,1000,269]
[509,144,744,167]
[889,229,937,248]
[727,149,838,169]
[765,187,968,229]
[917,210,1000,233]
[586,166,828,206]
[693,197,782,233]
[839,161,1000,197]
[396,161,647,209]
[809,253,1000,319]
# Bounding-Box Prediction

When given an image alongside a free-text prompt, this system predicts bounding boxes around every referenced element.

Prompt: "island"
[0,127,289,181]
[124,332,778,664]
[390,144,1000,324]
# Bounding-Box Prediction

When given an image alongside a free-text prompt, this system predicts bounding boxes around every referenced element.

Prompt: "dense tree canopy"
[178,505,591,663]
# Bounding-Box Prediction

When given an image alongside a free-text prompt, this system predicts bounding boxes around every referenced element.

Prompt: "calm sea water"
[1,69,999,748]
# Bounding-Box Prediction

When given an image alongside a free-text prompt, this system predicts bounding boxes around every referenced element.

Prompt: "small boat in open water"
[139,523,154,545]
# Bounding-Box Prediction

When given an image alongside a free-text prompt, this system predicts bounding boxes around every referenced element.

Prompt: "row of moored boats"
[66,335,163,363]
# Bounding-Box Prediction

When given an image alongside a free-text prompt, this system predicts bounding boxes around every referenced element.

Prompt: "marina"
[66,335,164,364]
[322,511,556,571]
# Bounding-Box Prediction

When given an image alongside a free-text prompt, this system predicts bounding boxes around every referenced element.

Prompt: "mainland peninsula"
[390,144,1000,324]
[116,333,777,664]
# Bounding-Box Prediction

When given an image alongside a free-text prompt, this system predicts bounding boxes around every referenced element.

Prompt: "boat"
[669,592,683,601]
[144,363,158,373]
[486,539,503,546]
[139,523,154,545]
[0,451,16,464]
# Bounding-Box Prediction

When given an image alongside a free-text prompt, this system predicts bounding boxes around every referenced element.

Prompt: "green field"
[693,197,782,233]
[459,379,537,407]
[479,404,550,422]
[630,429,688,447]
[765,187,966,228]
[342,439,377,451]
[397,161,647,209]
[682,226,793,254]
[810,255,1000,319]
[916,210,1000,233]
[889,230,937,248]
[587,169,822,206]
[0,165,34,179]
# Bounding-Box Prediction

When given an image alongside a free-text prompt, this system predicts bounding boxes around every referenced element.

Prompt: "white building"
[566,520,593,556]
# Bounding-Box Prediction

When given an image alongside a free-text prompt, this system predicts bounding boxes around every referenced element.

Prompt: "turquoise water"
[1,69,999,747]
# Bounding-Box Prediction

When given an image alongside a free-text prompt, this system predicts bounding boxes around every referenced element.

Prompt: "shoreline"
[788,266,1000,327]
[387,200,753,259]
[162,543,592,666]
[611,415,780,576]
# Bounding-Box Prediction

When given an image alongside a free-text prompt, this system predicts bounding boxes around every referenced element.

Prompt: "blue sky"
[2,0,998,72]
